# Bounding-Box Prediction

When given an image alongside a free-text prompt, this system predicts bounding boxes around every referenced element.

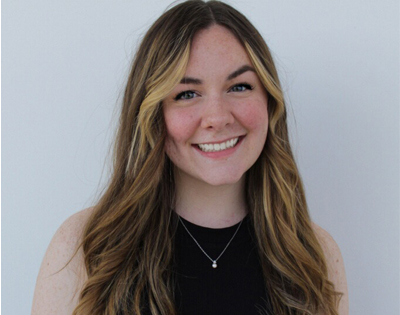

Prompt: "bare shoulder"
[312,222,349,315]
[32,207,95,315]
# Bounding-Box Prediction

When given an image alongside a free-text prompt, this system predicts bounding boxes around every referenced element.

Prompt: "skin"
[313,223,349,315]
[31,208,91,315]
[163,25,268,228]
[32,25,348,315]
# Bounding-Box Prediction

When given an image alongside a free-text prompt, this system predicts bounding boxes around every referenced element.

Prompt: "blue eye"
[230,83,253,92]
[175,90,197,100]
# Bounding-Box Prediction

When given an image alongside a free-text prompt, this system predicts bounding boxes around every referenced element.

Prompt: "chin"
[201,173,245,187]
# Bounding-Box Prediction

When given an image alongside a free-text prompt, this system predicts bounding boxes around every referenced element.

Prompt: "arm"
[313,223,349,315]
[31,208,93,315]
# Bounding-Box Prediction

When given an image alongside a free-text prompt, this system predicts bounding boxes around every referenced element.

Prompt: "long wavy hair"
[73,1,341,314]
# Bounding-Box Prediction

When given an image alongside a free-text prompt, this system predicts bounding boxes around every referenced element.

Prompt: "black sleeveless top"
[174,215,273,315]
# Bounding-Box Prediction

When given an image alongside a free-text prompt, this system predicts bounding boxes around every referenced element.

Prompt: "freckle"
[336,259,339,263]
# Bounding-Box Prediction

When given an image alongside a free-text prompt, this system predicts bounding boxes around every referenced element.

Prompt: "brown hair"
[73,1,341,314]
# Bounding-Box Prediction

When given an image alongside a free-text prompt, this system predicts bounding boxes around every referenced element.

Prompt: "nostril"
[201,108,235,130]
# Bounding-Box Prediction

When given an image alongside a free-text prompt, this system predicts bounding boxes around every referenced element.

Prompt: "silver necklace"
[178,216,244,269]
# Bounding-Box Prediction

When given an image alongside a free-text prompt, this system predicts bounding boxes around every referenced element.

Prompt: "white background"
[3,0,399,314]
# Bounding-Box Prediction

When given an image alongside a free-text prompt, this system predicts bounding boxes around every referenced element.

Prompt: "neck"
[173,173,247,228]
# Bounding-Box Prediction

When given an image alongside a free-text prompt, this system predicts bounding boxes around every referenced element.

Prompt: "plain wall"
[3,0,399,314]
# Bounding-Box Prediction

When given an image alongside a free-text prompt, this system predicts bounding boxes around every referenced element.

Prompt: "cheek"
[163,107,198,148]
[164,129,183,166]
[237,100,269,133]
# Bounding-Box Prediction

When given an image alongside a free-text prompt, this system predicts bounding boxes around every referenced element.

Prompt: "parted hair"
[73,1,341,314]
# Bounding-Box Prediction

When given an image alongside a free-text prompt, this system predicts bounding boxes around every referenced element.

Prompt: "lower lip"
[193,136,244,159]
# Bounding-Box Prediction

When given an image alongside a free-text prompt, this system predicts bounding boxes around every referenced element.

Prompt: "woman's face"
[163,25,268,187]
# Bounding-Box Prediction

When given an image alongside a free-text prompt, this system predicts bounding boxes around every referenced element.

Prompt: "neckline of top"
[176,214,251,245]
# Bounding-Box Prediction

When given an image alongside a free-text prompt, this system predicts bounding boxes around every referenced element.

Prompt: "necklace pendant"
[178,216,244,272]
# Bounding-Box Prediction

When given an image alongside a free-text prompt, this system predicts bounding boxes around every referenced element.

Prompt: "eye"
[229,83,253,93]
[174,90,198,101]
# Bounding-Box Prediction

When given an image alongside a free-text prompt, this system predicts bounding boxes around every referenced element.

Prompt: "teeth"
[197,137,239,152]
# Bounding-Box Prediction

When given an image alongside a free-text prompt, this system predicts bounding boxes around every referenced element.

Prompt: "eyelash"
[174,90,198,101]
[229,83,253,93]
[174,83,254,101]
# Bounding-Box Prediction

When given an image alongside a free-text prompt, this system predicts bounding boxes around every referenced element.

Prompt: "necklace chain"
[178,216,244,269]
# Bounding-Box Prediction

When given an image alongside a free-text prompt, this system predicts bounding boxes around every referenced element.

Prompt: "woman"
[32,1,348,314]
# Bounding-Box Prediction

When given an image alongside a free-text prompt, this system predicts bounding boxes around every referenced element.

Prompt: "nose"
[200,96,234,130]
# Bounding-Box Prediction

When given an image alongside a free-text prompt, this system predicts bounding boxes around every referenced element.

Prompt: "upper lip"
[194,135,244,145]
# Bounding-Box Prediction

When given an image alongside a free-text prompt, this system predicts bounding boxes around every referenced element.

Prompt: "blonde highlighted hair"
[73,1,341,314]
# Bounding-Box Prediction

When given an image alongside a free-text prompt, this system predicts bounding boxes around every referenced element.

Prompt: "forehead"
[187,25,251,76]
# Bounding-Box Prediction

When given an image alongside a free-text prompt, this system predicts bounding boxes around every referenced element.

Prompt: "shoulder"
[312,222,349,315]
[32,207,95,315]
[312,222,341,261]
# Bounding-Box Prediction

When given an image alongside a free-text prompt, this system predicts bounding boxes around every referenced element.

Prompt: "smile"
[197,137,239,152]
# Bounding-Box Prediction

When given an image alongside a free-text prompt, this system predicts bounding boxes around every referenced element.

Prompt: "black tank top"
[174,215,273,315]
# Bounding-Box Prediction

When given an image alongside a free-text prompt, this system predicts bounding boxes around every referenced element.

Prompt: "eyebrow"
[180,77,202,85]
[226,65,256,81]
[179,65,256,85]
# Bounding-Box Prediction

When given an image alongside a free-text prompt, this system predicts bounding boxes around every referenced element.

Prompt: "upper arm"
[312,223,349,315]
[32,208,93,315]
